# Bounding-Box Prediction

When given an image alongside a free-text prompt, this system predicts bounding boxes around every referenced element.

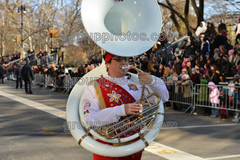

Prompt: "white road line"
[0,90,206,160]
[206,154,240,160]
[162,123,240,130]
[0,91,66,119]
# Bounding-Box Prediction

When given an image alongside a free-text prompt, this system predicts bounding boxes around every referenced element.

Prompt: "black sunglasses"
[112,57,129,62]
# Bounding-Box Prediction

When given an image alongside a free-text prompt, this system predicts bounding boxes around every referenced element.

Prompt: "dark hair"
[196,49,200,53]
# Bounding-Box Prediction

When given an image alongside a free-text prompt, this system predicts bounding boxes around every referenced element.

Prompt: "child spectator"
[208,82,220,117]
[219,88,229,119]
[198,79,210,115]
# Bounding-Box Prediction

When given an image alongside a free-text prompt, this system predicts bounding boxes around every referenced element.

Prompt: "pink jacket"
[208,82,220,104]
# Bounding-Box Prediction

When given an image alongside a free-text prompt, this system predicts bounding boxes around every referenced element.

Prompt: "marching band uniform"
[82,72,169,160]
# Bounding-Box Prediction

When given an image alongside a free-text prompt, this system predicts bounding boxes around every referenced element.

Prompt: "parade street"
[1,81,240,160]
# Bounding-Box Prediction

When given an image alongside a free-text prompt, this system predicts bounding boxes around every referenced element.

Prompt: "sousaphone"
[66,0,163,157]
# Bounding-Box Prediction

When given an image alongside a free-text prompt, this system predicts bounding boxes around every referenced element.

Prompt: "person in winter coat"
[0,63,4,84]
[174,48,182,58]
[15,63,23,89]
[219,88,229,119]
[198,79,210,115]
[178,74,193,109]
[228,49,235,66]
[208,82,220,117]
[21,60,35,94]
[195,21,207,37]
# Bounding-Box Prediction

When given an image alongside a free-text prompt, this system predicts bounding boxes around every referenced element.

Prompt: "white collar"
[104,73,128,84]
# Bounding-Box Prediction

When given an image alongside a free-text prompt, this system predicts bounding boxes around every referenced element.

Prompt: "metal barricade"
[62,75,72,93]
[166,81,194,114]
[34,74,45,86]
[4,72,16,81]
[193,84,240,123]
[46,76,57,91]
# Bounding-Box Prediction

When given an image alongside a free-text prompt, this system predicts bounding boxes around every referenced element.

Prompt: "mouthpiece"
[122,65,129,70]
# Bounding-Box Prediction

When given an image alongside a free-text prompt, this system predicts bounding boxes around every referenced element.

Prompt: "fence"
[167,82,240,123]
[166,81,194,114]
[33,74,79,93]
[154,36,190,63]
[29,52,58,66]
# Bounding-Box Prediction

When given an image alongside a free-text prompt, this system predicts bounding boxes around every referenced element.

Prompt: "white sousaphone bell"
[66,0,164,157]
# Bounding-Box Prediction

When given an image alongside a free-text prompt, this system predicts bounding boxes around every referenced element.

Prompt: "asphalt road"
[0,81,240,160]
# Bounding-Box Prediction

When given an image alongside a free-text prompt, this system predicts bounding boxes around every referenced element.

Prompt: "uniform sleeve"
[82,84,126,127]
[148,75,169,103]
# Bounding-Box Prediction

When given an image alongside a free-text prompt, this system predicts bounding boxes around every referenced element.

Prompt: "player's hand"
[138,72,153,84]
[124,103,143,116]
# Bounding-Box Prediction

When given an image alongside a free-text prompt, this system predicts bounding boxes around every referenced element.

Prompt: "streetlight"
[18,0,27,60]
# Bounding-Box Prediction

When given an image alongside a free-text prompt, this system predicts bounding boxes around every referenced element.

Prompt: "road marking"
[0,91,66,119]
[145,141,205,160]
[162,123,240,130]
[0,90,205,160]
[206,154,240,160]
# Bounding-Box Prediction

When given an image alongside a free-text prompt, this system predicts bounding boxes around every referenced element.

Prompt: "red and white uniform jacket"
[82,73,169,127]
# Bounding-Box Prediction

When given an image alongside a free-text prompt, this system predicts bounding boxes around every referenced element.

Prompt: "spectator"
[177,74,193,110]
[163,65,170,79]
[148,57,158,71]
[235,18,240,44]
[210,65,220,85]
[0,63,4,84]
[208,81,220,118]
[195,21,207,37]
[233,53,240,69]
[228,49,235,66]
[15,63,23,89]
[213,48,220,59]
[203,63,210,74]
[198,79,210,115]
[169,68,178,78]
[218,19,228,38]
[225,39,233,52]
[213,30,227,49]
[186,61,192,77]
[191,68,201,86]
[174,48,182,58]
[201,37,210,55]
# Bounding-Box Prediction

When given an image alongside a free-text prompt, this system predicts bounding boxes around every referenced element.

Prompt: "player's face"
[108,57,129,77]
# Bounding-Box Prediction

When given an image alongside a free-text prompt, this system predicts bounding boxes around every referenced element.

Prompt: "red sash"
[96,77,136,107]
[93,77,142,160]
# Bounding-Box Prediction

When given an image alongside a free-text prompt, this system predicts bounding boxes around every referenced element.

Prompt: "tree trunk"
[170,14,183,37]
[198,0,204,26]
[1,34,5,56]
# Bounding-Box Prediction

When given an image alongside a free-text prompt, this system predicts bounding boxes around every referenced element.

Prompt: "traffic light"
[49,30,53,38]
[17,35,21,43]
[54,30,58,38]
[49,29,58,38]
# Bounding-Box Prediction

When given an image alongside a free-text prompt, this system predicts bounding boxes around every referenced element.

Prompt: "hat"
[182,74,187,80]
[228,49,234,56]
[192,68,196,72]
[172,76,178,81]
[234,74,240,79]
[167,76,173,81]
[105,53,116,64]
[201,79,208,84]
